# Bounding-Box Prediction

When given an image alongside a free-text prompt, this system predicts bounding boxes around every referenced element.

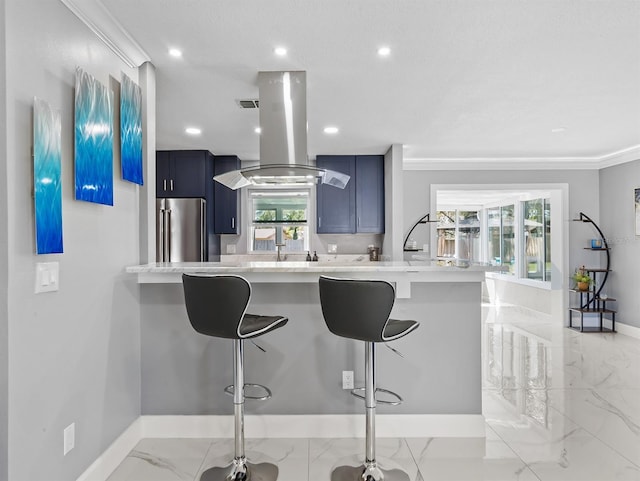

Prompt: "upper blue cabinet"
[355,155,385,233]
[316,155,384,234]
[156,150,210,198]
[213,155,241,234]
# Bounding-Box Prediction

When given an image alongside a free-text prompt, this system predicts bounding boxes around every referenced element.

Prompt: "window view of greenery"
[524,199,551,281]
[487,207,501,266]
[501,205,515,275]
[486,205,515,275]
[251,192,309,252]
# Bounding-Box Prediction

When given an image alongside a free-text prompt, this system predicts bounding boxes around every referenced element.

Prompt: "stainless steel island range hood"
[213,71,350,190]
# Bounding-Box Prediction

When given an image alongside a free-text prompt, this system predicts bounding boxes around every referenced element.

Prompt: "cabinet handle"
[170,179,174,191]
[163,179,167,191]
[319,217,321,228]
[231,217,235,229]
[358,217,360,227]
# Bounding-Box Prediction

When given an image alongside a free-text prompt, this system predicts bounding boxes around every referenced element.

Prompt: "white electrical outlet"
[226,244,236,254]
[63,423,75,456]
[342,370,354,390]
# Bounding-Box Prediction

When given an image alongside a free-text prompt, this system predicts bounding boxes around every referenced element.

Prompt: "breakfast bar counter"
[127,260,495,437]
[126,260,496,298]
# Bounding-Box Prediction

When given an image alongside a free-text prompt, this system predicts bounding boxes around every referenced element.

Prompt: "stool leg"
[234,339,246,462]
[365,341,376,466]
[330,342,409,481]
[200,339,278,481]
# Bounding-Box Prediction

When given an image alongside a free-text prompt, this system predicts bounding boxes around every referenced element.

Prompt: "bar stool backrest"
[318,276,395,342]
[182,274,251,339]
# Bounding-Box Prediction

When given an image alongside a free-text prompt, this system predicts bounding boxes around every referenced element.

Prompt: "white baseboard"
[76,417,142,481]
[616,322,640,340]
[76,413,485,481]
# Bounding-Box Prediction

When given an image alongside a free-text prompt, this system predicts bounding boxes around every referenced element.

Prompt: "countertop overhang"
[126,260,499,298]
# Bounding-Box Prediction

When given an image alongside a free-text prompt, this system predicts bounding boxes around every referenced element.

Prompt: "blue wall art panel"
[33,97,64,254]
[635,188,640,236]
[120,73,143,185]
[74,67,114,205]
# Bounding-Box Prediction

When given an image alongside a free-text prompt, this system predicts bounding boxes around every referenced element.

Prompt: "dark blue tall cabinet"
[316,155,385,234]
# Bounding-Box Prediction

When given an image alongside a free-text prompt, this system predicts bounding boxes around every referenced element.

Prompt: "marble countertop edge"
[125,261,502,274]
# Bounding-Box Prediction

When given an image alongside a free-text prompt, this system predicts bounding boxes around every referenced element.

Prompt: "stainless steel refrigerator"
[156,198,206,262]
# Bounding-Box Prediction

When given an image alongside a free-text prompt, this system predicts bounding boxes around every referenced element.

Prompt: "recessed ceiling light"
[185,127,201,135]
[254,127,262,134]
[551,127,566,133]
[377,46,391,57]
[323,126,339,134]
[169,48,182,58]
[274,47,287,56]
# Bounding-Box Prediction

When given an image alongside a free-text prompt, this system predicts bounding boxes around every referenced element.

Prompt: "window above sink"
[249,189,310,253]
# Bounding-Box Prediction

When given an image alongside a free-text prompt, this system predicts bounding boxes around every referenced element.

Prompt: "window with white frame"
[486,198,551,281]
[436,209,481,262]
[435,188,555,285]
[487,204,516,275]
[523,198,551,281]
[249,190,309,252]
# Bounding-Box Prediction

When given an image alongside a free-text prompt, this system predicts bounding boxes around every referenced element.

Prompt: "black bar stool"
[318,276,419,481]
[182,274,288,481]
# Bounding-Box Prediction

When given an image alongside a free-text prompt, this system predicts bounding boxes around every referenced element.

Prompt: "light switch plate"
[63,422,75,455]
[35,262,59,293]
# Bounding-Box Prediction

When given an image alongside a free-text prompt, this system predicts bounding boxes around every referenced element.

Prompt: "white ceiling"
[96,0,640,164]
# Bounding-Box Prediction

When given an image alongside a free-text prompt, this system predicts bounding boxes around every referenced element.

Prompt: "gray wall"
[4,1,142,480]
[140,281,482,416]
[0,0,9,479]
[599,159,640,328]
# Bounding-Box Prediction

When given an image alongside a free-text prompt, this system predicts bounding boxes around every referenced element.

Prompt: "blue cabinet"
[316,155,384,234]
[316,156,356,234]
[156,150,209,198]
[355,155,385,233]
[213,156,240,234]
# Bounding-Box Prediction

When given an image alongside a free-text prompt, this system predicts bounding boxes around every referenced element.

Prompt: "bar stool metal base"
[330,461,410,481]
[200,457,278,481]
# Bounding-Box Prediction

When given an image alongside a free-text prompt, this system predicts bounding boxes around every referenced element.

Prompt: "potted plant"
[572,266,593,291]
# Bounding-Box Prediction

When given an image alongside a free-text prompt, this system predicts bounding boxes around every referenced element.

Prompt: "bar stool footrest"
[224,383,272,401]
[350,387,403,406]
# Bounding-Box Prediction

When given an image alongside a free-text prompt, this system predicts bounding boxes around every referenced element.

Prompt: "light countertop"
[126,260,500,298]
[126,259,496,273]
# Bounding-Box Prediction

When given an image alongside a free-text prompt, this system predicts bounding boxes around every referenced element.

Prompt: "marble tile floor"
[107,305,640,481]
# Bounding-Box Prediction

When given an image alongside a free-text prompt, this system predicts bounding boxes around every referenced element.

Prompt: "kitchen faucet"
[276,243,286,262]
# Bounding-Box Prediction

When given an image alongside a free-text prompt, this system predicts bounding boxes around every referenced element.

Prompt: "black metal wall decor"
[403,213,437,252]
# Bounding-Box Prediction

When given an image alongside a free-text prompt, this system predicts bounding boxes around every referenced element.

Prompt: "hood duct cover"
[213,71,350,190]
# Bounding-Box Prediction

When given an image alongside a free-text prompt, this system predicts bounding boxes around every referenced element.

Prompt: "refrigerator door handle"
[165,209,172,262]
[158,208,165,261]
[200,201,206,261]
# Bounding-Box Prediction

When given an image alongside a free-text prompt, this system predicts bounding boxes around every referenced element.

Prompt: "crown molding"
[597,144,640,169]
[404,145,640,171]
[59,0,151,68]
